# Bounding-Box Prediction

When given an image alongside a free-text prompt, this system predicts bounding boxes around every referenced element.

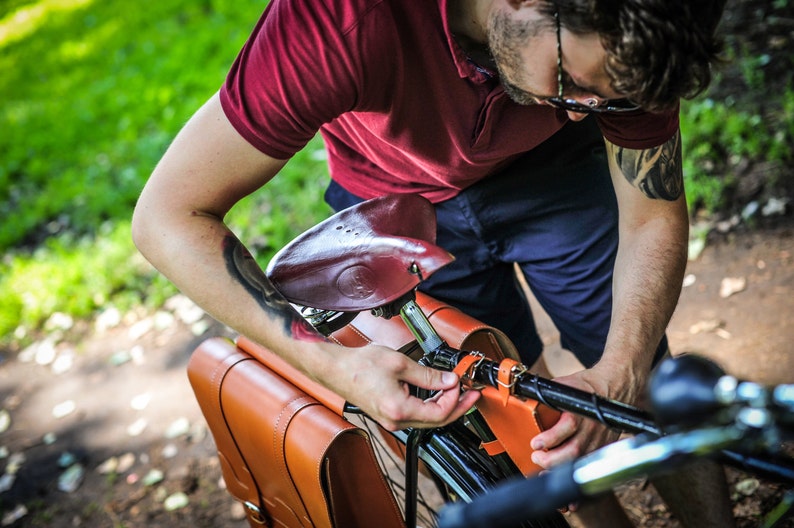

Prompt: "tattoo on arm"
[610,130,684,201]
[222,235,324,343]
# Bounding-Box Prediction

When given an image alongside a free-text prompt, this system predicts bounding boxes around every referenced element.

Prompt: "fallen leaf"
[720,277,746,298]
[163,492,189,511]
[52,400,76,419]
[689,319,724,334]
[735,477,760,496]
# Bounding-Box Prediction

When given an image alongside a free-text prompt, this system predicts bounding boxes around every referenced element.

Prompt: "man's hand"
[323,342,481,431]
[529,364,646,468]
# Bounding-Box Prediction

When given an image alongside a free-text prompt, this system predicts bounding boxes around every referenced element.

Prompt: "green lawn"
[0,0,330,344]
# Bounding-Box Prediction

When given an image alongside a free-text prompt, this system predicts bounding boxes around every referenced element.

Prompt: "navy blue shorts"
[324,118,668,368]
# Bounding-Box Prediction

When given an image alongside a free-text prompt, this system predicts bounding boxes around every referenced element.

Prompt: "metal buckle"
[495,363,528,392]
[244,501,268,525]
[460,351,487,390]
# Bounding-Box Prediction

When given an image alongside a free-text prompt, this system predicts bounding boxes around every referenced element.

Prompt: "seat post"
[400,298,445,355]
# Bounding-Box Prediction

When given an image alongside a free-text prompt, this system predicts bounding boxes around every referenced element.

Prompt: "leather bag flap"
[474,387,561,476]
[188,337,404,528]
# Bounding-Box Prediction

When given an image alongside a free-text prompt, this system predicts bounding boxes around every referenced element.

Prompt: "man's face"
[487,8,624,121]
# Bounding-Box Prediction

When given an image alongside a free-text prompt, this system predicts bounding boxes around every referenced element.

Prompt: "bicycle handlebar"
[437,362,794,528]
[415,344,794,487]
[438,420,790,528]
[426,345,661,435]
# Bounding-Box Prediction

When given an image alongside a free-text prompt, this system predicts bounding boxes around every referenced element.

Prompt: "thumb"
[400,361,461,391]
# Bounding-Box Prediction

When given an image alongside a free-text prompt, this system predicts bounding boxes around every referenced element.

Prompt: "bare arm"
[132,93,479,429]
[531,130,689,466]
[600,130,688,388]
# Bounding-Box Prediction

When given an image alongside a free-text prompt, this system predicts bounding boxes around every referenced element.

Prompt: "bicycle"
[193,193,794,528]
[436,353,794,527]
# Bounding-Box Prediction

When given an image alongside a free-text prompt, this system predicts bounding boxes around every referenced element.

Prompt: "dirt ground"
[0,220,792,528]
[540,221,794,528]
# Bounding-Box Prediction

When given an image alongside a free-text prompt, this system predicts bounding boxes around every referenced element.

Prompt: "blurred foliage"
[680,0,794,213]
[0,0,329,345]
[0,0,266,249]
[0,0,791,346]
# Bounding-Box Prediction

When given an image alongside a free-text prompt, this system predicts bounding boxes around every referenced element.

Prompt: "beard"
[500,77,540,106]
[487,11,548,106]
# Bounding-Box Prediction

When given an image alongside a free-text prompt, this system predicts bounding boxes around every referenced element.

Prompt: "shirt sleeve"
[219,1,365,160]
[595,103,680,150]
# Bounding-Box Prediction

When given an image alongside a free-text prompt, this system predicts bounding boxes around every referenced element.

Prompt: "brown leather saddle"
[266,193,454,311]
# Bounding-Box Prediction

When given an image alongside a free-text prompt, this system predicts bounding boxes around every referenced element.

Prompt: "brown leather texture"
[474,386,561,476]
[187,337,404,528]
[236,335,347,416]
[266,194,455,311]
[330,291,521,361]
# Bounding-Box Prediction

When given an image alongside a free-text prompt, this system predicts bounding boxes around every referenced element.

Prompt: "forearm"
[598,131,689,399]
[131,93,335,383]
[602,209,688,380]
[132,200,335,379]
[133,208,479,429]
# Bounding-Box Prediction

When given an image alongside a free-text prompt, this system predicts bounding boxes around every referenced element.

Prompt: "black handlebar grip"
[649,355,726,427]
[436,461,580,528]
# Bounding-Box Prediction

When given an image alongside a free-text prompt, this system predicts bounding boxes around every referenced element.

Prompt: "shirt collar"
[439,0,496,84]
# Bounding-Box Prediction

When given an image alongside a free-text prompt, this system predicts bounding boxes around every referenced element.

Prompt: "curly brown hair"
[539,0,727,112]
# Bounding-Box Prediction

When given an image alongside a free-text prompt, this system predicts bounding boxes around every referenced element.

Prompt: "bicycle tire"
[352,414,570,528]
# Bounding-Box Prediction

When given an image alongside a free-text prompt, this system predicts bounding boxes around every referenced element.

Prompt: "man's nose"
[566,95,602,121]
[566,110,589,122]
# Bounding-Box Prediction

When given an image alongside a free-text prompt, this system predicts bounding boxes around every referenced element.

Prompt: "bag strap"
[236,335,347,416]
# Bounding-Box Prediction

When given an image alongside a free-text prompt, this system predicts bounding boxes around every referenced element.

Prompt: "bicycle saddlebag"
[330,292,561,476]
[187,337,404,528]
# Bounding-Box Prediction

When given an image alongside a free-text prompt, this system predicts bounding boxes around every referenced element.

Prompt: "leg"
[456,119,731,527]
[567,495,633,528]
[650,460,735,528]
[490,120,637,528]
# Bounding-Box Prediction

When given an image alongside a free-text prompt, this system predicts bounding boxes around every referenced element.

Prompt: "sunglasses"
[547,11,640,114]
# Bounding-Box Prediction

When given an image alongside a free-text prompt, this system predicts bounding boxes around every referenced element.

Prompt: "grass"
[0,0,790,347]
[0,0,330,345]
[680,87,794,212]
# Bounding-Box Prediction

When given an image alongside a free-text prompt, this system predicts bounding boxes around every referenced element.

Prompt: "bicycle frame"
[437,360,794,528]
[394,293,794,482]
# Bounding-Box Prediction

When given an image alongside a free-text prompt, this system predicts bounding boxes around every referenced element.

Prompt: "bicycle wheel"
[351,413,570,528]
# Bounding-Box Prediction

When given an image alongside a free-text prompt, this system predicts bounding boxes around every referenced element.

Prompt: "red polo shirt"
[220,0,678,203]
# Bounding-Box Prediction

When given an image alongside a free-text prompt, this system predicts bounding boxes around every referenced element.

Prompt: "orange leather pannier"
[188,337,404,528]
[188,293,560,527]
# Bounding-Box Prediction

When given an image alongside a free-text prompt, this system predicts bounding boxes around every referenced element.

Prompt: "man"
[133,0,730,525]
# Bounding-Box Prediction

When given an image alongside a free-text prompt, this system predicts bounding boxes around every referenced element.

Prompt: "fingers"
[414,385,481,425]
[530,412,582,468]
[529,410,622,469]
[399,359,461,392]
[362,354,480,431]
[376,387,480,431]
[530,412,578,452]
